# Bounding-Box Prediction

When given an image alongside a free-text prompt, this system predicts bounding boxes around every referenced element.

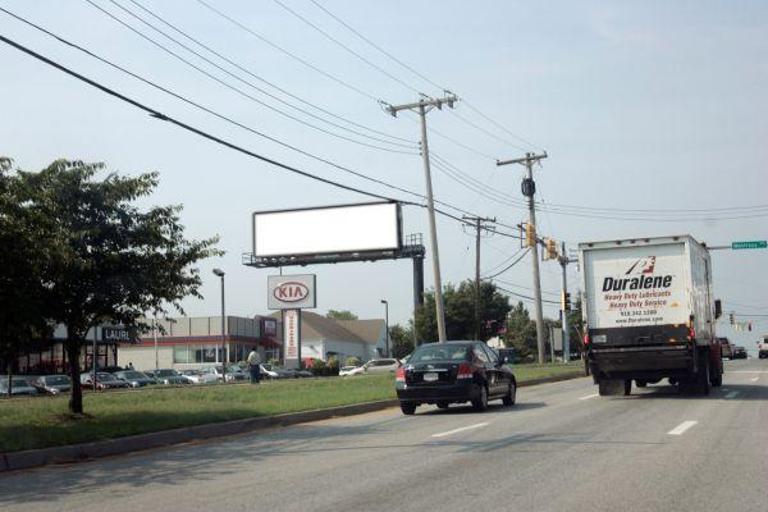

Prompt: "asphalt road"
[2,358,767,512]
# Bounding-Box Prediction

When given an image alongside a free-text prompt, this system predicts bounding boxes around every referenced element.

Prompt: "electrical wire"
[124,0,414,146]
[270,0,423,95]
[194,0,381,102]
[482,249,530,280]
[86,0,417,154]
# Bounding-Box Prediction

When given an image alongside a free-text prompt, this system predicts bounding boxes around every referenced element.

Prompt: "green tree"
[415,280,511,342]
[19,159,220,414]
[0,158,55,394]
[326,309,358,321]
[389,323,414,359]
[504,301,537,361]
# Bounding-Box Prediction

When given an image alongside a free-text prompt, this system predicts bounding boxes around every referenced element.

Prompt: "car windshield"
[156,370,178,377]
[46,376,70,385]
[97,373,117,381]
[409,345,471,363]
[120,371,145,379]
[11,378,31,386]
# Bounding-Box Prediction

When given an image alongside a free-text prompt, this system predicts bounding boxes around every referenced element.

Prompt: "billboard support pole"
[386,94,458,343]
[412,253,424,346]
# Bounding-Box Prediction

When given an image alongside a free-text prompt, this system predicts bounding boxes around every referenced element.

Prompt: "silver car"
[0,376,40,396]
[35,375,72,395]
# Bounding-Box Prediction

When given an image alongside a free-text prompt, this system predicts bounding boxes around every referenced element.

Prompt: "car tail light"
[395,367,406,383]
[583,333,590,346]
[457,362,473,380]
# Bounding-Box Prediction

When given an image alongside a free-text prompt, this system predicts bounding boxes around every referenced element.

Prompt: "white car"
[259,364,279,379]
[181,369,219,385]
[342,359,401,376]
[339,365,362,377]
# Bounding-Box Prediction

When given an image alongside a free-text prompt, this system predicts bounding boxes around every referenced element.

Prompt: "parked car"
[180,369,218,385]
[227,365,249,381]
[732,346,748,359]
[339,365,361,377]
[34,374,72,395]
[114,370,156,388]
[80,372,130,390]
[718,337,734,360]
[259,364,279,379]
[344,358,401,376]
[0,376,40,396]
[395,341,517,415]
[146,368,190,385]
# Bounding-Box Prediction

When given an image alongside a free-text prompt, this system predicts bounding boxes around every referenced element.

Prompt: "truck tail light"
[395,367,406,383]
[687,326,696,340]
[457,362,473,380]
[583,333,591,346]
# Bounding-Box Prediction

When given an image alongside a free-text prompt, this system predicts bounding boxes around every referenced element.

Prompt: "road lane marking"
[578,393,599,401]
[750,377,759,382]
[432,422,489,438]
[724,391,739,399]
[668,420,698,436]
[729,371,768,373]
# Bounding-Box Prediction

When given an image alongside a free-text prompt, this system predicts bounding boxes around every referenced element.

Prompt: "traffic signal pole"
[560,241,570,363]
[497,152,548,363]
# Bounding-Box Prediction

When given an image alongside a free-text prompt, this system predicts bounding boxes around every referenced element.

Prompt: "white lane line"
[432,422,489,438]
[729,371,768,374]
[668,420,698,436]
[724,391,739,399]
[750,376,759,382]
[578,393,599,401]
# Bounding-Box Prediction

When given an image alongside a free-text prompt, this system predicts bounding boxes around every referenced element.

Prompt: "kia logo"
[274,282,310,302]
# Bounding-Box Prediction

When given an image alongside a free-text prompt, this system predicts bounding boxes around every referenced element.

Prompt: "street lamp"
[380,299,389,357]
[213,268,227,384]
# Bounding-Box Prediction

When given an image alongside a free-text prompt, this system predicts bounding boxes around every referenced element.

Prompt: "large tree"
[389,323,414,359]
[17,159,220,414]
[326,309,358,321]
[0,158,54,394]
[415,280,512,342]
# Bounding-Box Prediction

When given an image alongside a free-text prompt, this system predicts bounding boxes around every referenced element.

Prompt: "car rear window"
[410,345,470,363]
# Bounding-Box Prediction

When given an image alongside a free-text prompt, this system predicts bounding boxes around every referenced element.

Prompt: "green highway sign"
[731,240,767,250]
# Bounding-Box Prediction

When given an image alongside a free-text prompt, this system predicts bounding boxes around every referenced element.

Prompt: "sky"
[1,1,766,351]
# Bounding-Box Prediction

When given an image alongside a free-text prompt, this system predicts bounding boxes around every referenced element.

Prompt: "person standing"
[246,348,261,384]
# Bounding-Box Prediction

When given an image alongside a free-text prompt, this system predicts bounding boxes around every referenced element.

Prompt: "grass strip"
[0,363,584,453]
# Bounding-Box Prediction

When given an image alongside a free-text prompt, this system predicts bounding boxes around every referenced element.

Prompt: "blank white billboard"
[253,202,401,257]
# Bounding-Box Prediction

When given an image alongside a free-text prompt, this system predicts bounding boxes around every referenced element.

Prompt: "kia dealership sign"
[268,274,316,310]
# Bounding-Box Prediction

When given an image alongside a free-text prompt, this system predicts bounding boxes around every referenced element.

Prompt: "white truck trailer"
[579,235,723,396]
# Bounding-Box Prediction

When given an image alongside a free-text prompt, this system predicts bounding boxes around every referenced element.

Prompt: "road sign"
[731,241,767,250]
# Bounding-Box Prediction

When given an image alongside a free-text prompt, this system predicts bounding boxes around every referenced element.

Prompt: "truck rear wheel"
[623,380,632,395]
[598,379,624,396]
[696,351,711,395]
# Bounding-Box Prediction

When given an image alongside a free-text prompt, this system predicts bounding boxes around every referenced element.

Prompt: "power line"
[194,0,381,103]
[270,0,423,95]
[124,0,414,146]
[482,249,529,280]
[86,0,417,154]
[306,0,444,93]
[494,285,561,306]
[0,31,515,237]
[302,1,543,150]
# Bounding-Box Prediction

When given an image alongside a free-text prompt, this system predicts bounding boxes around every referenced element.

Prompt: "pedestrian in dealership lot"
[247,349,261,384]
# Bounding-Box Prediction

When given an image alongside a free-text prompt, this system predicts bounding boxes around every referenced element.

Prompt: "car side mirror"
[714,299,722,319]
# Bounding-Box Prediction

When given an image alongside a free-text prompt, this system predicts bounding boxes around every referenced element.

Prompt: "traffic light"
[544,238,558,260]
[561,291,571,311]
[525,223,536,248]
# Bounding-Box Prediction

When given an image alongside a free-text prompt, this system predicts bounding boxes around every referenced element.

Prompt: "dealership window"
[173,345,191,364]
[194,345,218,363]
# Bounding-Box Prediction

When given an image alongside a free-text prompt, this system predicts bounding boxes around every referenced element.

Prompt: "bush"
[345,356,362,367]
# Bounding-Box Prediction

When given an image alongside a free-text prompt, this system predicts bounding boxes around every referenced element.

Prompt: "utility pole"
[559,241,570,364]
[463,215,496,341]
[386,93,458,343]
[497,152,548,363]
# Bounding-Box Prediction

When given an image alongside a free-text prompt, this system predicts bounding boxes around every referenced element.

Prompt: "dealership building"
[117,315,280,372]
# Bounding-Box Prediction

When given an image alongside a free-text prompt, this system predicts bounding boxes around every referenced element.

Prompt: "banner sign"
[101,327,135,344]
[283,309,301,369]
[268,274,317,310]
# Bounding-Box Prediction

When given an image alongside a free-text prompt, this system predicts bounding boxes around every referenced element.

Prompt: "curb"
[0,372,585,473]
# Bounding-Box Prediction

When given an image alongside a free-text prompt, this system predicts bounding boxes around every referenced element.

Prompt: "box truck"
[579,235,723,395]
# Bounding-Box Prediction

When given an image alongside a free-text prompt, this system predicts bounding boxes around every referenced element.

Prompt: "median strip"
[432,422,489,438]
[668,420,698,436]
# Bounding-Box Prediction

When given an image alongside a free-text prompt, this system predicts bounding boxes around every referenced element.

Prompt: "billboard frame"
[250,201,403,259]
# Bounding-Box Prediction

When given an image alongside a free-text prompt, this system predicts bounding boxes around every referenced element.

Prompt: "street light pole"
[213,268,226,384]
[381,299,389,357]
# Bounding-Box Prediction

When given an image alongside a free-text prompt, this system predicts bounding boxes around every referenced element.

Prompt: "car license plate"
[423,372,438,382]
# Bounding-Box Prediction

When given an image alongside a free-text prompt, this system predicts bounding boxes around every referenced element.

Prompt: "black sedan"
[114,370,157,388]
[732,346,748,359]
[395,341,516,415]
